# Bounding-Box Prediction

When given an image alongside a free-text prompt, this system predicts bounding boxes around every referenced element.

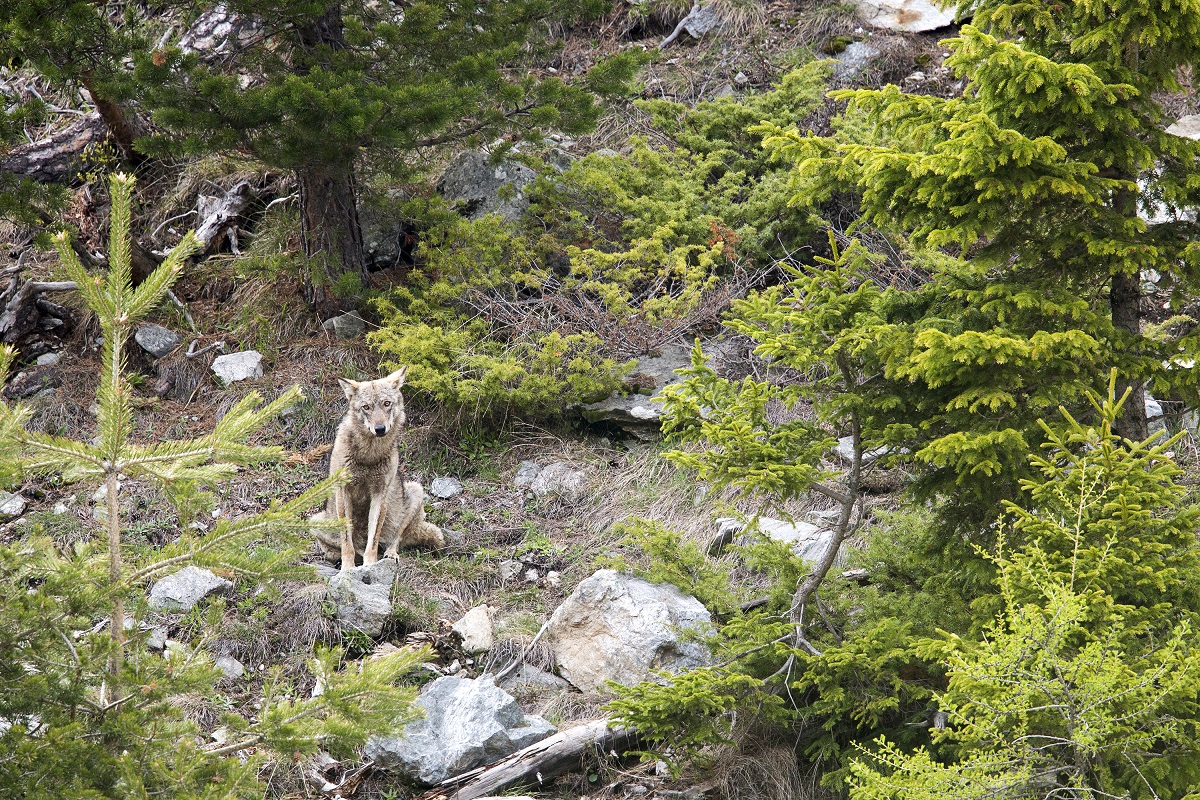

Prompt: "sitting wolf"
[313,367,444,569]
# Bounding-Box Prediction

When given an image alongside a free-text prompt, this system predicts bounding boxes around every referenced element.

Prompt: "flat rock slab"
[430,477,464,499]
[545,569,713,692]
[857,0,956,31]
[365,675,555,785]
[437,151,537,222]
[149,566,234,612]
[321,312,366,340]
[135,324,182,358]
[712,517,837,566]
[528,462,588,502]
[211,350,263,385]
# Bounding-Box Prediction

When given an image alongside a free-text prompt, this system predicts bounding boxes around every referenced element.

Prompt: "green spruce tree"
[768,0,1200,444]
[136,0,635,315]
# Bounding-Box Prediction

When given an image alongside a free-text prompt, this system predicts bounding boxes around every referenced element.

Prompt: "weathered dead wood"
[195,180,257,256]
[1,112,108,184]
[0,270,77,344]
[417,718,642,800]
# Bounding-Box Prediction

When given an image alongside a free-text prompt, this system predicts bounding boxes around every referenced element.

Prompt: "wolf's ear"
[384,366,407,388]
[337,378,358,400]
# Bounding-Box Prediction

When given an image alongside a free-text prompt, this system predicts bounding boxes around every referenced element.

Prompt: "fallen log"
[1,112,108,184]
[194,180,257,256]
[0,262,77,345]
[417,718,642,800]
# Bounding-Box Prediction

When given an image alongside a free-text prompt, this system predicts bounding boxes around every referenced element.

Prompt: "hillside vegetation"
[2,1,1200,799]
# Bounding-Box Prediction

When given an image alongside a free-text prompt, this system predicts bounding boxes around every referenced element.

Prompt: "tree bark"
[297,165,367,317]
[1111,182,1147,442]
[82,76,145,166]
[1,112,108,183]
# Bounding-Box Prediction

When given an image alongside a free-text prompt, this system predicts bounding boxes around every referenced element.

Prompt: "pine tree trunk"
[297,165,367,318]
[82,76,144,166]
[294,4,369,318]
[1111,183,1147,442]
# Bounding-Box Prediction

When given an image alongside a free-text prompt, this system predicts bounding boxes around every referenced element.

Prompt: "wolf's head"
[338,367,407,438]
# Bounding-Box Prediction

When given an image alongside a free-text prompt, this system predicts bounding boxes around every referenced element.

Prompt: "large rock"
[211,350,263,385]
[365,676,555,785]
[320,559,397,637]
[134,324,181,358]
[582,344,719,438]
[1167,115,1200,140]
[320,312,366,340]
[437,151,537,222]
[710,517,837,566]
[857,0,956,31]
[545,570,713,692]
[148,566,234,612]
[452,605,495,654]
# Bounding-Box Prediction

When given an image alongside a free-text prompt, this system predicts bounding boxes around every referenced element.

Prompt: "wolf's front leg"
[364,493,384,566]
[335,488,356,571]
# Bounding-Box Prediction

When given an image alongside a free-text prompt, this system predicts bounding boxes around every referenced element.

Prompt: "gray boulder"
[513,461,541,489]
[833,41,882,84]
[148,566,234,612]
[451,605,495,654]
[710,517,837,566]
[1167,115,1200,140]
[545,569,714,692]
[211,350,263,385]
[365,675,556,785]
[0,491,26,521]
[856,0,956,31]
[497,664,570,696]
[528,462,587,503]
[320,559,398,637]
[582,344,720,438]
[215,655,245,679]
[135,324,182,358]
[321,312,366,340]
[437,151,537,222]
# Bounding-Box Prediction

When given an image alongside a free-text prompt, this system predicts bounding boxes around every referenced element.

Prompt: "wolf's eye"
[361,404,371,412]
[383,401,392,408]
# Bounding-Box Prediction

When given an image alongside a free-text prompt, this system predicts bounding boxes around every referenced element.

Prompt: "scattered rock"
[545,569,714,692]
[437,150,537,222]
[211,350,264,385]
[497,664,570,695]
[430,477,464,499]
[733,70,749,85]
[52,500,69,515]
[365,675,556,785]
[528,462,587,502]
[1167,115,1200,140]
[498,560,523,581]
[710,517,838,566]
[35,352,60,366]
[320,312,366,340]
[148,566,234,612]
[0,491,27,521]
[452,605,495,654]
[513,461,541,489]
[523,567,540,583]
[215,655,245,679]
[134,324,182,358]
[833,41,882,84]
[145,627,168,653]
[582,344,721,438]
[856,0,956,31]
[319,559,397,637]
[3,366,60,400]
[833,436,899,465]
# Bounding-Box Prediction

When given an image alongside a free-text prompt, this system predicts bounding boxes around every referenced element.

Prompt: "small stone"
[0,491,27,520]
[145,627,168,652]
[498,560,522,581]
[35,352,61,366]
[513,461,541,488]
[52,501,69,515]
[545,570,561,588]
[430,477,463,499]
[321,312,367,340]
[528,462,587,502]
[214,655,245,679]
[733,71,749,85]
[446,658,462,674]
[211,350,264,385]
[524,568,540,583]
[135,324,182,358]
[451,605,495,654]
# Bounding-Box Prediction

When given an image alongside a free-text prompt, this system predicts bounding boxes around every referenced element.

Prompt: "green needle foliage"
[769,0,1200,445]
[0,172,427,797]
[850,379,1200,800]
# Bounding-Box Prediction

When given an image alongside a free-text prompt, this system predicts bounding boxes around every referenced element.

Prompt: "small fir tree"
[0,173,427,796]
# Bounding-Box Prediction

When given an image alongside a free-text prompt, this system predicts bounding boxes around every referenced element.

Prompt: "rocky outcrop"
[545,570,713,691]
[437,151,537,222]
[365,675,555,785]
[581,344,714,438]
[148,566,234,612]
[857,0,956,31]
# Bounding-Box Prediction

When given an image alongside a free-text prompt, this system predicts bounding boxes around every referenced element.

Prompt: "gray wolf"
[313,367,444,569]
